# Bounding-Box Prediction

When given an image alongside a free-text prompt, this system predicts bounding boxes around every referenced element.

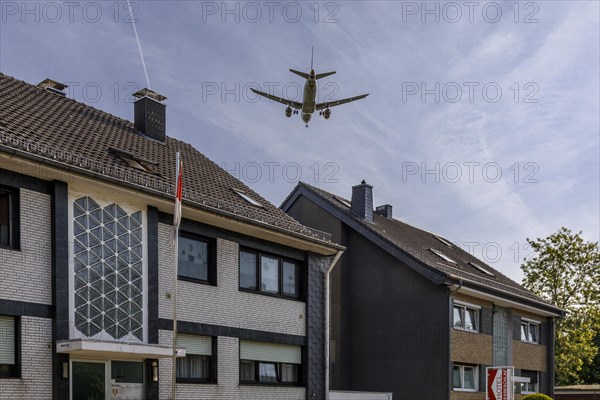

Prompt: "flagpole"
[171,152,182,400]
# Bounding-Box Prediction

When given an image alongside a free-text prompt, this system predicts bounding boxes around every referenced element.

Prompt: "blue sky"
[1,0,598,282]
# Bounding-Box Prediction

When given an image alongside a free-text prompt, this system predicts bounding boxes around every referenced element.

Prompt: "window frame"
[239,360,302,386]
[175,336,217,384]
[238,247,303,301]
[452,363,479,392]
[520,319,541,344]
[177,231,217,286]
[453,301,480,333]
[519,370,539,394]
[0,315,20,379]
[0,185,20,251]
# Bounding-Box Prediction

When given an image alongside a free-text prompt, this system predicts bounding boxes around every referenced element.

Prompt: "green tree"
[521,227,600,385]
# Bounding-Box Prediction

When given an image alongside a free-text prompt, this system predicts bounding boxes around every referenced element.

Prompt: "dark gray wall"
[286,196,450,400]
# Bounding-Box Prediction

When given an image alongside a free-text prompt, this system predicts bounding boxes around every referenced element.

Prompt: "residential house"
[0,73,343,400]
[282,181,564,400]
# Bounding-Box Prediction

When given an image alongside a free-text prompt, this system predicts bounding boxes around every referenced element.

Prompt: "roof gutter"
[324,250,343,400]
[0,146,343,255]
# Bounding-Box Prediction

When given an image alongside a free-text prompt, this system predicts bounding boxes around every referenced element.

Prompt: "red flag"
[173,152,183,244]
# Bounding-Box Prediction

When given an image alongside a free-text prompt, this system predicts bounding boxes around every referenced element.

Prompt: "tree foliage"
[521,227,600,385]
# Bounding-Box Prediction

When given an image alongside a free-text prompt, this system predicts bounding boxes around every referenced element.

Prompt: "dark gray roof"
[0,73,334,246]
[282,182,561,310]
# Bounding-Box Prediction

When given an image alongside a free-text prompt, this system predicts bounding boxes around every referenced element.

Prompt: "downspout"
[324,250,343,400]
[447,278,463,400]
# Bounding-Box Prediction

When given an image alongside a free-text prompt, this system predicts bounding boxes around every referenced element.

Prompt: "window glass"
[259,362,278,382]
[178,236,209,281]
[260,256,279,294]
[0,315,16,377]
[521,322,529,341]
[240,360,255,381]
[282,261,299,298]
[465,308,477,331]
[111,361,143,383]
[463,366,475,389]
[281,363,298,383]
[452,366,461,388]
[240,251,257,290]
[177,354,211,380]
[0,189,14,248]
[530,324,538,343]
[453,306,463,329]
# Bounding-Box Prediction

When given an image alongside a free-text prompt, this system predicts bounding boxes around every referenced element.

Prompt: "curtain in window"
[0,316,15,365]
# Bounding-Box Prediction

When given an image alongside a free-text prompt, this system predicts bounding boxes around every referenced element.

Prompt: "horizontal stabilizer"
[316,71,336,80]
[289,69,310,79]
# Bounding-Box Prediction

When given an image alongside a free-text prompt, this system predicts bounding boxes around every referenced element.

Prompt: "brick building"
[282,181,564,400]
[0,73,343,400]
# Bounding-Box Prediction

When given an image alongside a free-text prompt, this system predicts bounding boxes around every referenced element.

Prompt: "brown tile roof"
[287,182,560,309]
[0,73,332,244]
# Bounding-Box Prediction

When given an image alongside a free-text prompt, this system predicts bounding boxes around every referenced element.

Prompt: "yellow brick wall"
[452,330,493,365]
[513,340,547,372]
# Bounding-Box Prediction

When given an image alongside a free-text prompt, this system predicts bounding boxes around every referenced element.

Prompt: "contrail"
[127,0,151,89]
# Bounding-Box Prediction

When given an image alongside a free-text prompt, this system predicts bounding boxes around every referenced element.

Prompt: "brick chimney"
[351,180,373,222]
[133,88,167,142]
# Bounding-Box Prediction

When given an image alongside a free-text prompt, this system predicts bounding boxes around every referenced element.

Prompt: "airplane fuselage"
[301,72,318,125]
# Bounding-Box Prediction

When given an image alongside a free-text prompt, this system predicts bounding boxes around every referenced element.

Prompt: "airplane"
[251,48,369,127]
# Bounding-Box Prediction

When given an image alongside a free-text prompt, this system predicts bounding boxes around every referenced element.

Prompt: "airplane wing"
[251,88,303,109]
[316,94,369,110]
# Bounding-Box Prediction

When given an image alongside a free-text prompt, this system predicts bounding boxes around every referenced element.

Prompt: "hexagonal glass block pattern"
[73,196,144,342]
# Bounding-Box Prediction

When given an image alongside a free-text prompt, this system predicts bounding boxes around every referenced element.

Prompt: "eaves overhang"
[0,146,343,256]
[56,339,180,359]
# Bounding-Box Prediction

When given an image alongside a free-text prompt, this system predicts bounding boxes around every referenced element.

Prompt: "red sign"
[487,367,514,400]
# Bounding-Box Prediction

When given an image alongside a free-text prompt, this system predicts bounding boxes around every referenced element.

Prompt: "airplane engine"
[323,108,331,120]
[285,107,293,118]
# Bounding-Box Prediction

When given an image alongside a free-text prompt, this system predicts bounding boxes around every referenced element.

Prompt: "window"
[453,302,480,332]
[232,188,263,207]
[434,235,454,248]
[176,334,215,383]
[469,261,495,277]
[453,364,478,391]
[521,320,540,343]
[0,316,18,378]
[239,340,302,385]
[0,187,19,250]
[430,248,457,264]
[178,233,215,284]
[239,249,302,300]
[518,370,539,394]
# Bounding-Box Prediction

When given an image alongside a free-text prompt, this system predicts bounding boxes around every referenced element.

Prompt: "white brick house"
[0,74,342,400]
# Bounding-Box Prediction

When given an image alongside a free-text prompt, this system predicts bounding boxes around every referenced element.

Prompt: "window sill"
[0,245,20,252]
[239,382,304,387]
[178,275,216,286]
[453,327,480,334]
[453,388,478,392]
[176,379,217,385]
[520,340,540,345]
[239,287,304,303]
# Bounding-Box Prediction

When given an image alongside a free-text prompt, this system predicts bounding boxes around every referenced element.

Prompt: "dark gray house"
[282,181,564,400]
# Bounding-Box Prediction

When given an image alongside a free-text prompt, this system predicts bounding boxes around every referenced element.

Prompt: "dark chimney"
[351,180,373,222]
[375,204,393,219]
[37,78,68,96]
[133,88,167,142]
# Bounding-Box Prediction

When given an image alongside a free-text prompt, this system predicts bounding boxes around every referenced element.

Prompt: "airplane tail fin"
[316,71,336,80]
[289,69,310,79]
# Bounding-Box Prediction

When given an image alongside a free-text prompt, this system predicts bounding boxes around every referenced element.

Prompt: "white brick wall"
[0,316,53,400]
[159,330,305,400]
[158,223,306,336]
[0,189,52,305]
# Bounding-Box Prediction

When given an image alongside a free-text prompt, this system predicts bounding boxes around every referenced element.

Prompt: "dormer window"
[469,262,495,277]
[109,147,158,174]
[430,248,457,264]
[232,189,262,207]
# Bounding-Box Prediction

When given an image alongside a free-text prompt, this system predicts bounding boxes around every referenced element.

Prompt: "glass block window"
[73,196,144,341]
